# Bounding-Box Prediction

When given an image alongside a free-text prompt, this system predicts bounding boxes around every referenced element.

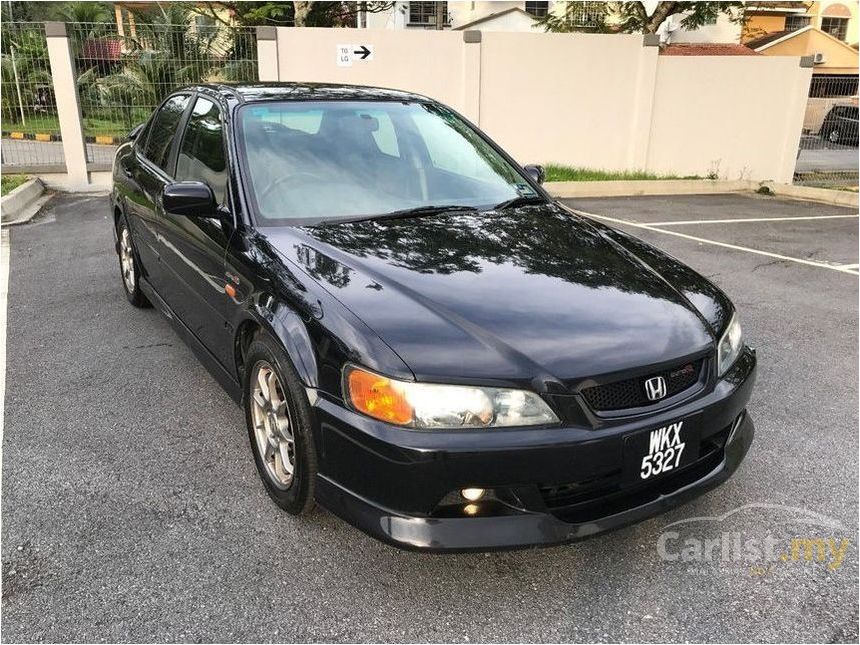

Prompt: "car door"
[129,93,192,305]
[160,94,236,369]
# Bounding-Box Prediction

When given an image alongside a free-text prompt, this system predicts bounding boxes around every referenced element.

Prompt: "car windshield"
[237,100,540,224]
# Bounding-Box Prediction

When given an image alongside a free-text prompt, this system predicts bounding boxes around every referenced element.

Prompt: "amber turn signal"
[224,283,237,298]
[346,367,413,426]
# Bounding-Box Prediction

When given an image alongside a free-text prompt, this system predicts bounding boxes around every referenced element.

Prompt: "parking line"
[642,215,859,227]
[0,230,9,506]
[574,209,860,276]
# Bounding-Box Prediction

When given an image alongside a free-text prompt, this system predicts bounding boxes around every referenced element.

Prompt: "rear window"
[142,94,190,171]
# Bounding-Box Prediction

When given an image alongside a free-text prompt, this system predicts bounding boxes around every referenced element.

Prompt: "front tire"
[244,332,317,515]
[116,216,150,308]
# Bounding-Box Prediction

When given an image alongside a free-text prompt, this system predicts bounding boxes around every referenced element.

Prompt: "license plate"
[623,415,701,485]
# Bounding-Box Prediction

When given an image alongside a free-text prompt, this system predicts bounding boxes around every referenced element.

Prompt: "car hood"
[258,205,721,388]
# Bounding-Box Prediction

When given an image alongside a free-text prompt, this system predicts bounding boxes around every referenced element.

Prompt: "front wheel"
[116,216,150,308]
[244,332,317,515]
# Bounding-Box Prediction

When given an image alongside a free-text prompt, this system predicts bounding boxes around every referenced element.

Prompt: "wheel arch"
[233,300,319,394]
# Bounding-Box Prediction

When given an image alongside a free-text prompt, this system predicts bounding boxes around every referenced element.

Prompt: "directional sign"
[336,44,374,67]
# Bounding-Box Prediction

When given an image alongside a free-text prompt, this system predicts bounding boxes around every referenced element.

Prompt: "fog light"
[463,503,479,516]
[460,488,485,501]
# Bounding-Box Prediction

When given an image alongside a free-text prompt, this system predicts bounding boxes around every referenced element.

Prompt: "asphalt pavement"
[1,192,857,643]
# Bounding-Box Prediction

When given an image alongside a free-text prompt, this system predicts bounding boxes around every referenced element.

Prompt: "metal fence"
[0,22,65,170]
[67,21,259,167]
[1,20,258,173]
[795,75,859,189]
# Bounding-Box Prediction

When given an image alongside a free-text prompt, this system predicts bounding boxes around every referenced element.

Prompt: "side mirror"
[162,181,217,217]
[128,122,145,141]
[524,164,545,185]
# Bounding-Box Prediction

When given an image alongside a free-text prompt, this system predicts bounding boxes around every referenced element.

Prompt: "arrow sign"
[336,43,374,66]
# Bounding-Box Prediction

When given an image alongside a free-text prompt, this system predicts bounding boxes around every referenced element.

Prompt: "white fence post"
[44,22,89,188]
[257,26,280,81]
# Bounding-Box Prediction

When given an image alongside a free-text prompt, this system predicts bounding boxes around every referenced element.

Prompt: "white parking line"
[574,209,860,276]
[642,215,859,227]
[0,229,9,509]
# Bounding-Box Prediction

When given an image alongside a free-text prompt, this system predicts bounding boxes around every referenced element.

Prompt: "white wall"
[273,27,811,182]
[647,56,810,181]
[660,14,743,44]
[478,32,651,169]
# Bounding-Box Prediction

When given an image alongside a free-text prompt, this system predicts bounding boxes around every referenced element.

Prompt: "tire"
[116,215,150,308]
[243,331,317,515]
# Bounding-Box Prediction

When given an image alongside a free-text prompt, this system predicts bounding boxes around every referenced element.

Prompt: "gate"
[795,74,859,189]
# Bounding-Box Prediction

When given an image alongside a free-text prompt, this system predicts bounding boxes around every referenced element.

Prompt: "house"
[746,25,858,133]
[363,1,742,41]
[452,7,541,32]
[743,1,858,47]
[363,1,563,31]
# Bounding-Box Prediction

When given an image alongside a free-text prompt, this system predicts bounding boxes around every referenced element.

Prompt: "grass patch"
[544,164,702,182]
[1,175,29,195]
[3,108,150,138]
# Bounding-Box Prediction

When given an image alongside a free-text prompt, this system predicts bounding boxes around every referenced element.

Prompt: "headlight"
[344,366,559,429]
[717,313,743,377]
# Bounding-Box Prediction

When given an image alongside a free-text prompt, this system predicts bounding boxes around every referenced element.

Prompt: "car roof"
[187,82,432,104]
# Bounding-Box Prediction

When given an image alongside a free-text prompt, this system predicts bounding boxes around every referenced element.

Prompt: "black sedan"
[111,83,756,552]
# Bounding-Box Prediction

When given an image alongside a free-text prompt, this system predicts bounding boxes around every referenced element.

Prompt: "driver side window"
[176,96,228,205]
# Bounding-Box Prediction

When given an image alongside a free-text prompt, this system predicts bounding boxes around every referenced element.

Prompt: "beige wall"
[647,56,810,182]
[277,27,472,116]
[273,27,811,182]
[478,32,652,170]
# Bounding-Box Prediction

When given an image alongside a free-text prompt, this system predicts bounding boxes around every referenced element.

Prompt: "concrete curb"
[759,181,859,208]
[1,178,54,227]
[546,178,859,208]
[546,179,755,198]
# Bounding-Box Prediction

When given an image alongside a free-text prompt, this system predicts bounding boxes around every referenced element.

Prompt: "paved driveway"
[796,135,859,174]
[2,193,857,643]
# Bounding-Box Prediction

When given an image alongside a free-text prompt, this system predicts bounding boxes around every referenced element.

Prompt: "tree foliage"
[540,1,745,35]
[191,1,395,28]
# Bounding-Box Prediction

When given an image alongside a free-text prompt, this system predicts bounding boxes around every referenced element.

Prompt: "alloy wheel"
[120,227,136,293]
[250,361,296,488]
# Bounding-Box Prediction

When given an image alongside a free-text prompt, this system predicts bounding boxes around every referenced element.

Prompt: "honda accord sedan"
[111,83,756,551]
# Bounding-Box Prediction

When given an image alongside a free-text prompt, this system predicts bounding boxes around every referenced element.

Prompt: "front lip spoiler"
[315,412,755,553]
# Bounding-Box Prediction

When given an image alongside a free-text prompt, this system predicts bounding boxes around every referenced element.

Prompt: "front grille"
[580,359,703,412]
[539,419,733,519]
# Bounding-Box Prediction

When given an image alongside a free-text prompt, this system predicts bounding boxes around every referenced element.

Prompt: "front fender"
[237,295,319,389]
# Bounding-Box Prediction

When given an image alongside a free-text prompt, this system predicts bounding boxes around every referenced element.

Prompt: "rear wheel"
[244,332,317,515]
[116,216,149,308]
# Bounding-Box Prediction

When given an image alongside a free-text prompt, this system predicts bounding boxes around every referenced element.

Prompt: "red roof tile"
[81,38,122,61]
[661,43,759,56]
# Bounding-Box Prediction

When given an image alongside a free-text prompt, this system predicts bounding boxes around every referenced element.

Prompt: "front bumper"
[312,349,756,552]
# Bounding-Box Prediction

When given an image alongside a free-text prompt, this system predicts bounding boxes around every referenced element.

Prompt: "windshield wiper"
[493,195,547,210]
[324,204,479,225]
